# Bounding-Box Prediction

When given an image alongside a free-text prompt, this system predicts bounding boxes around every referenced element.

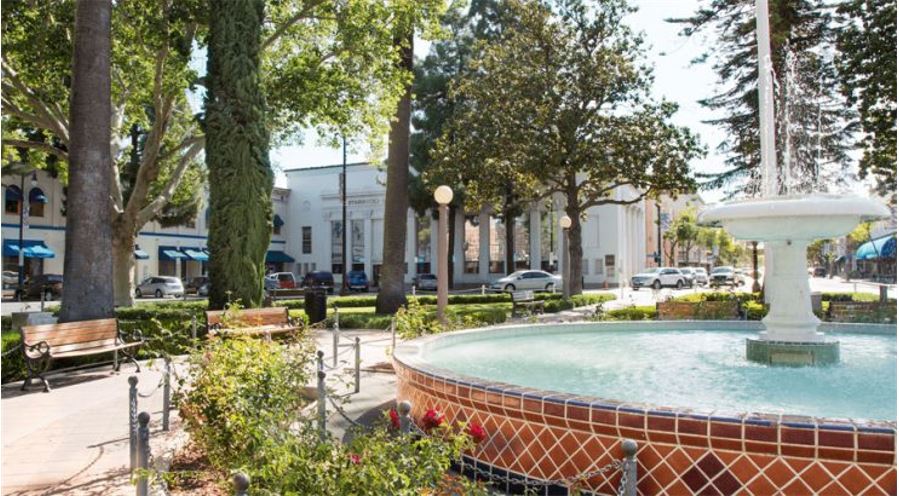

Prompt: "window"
[351,219,364,269]
[302,226,312,254]
[415,214,431,273]
[594,259,604,275]
[463,216,479,273]
[540,210,556,272]
[5,186,21,214]
[489,216,505,273]
[583,259,589,275]
[514,215,530,269]
[28,188,46,217]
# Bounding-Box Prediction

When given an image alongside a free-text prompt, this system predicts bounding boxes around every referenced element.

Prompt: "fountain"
[698,0,889,365]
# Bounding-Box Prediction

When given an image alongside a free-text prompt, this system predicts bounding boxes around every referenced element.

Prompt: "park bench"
[20,318,144,392]
[657,300,741,320]
[828,301,896,324]
[206,307,300,339]
[511,290,544,317]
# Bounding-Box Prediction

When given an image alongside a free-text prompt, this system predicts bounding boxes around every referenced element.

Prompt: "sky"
[269,0,731,202]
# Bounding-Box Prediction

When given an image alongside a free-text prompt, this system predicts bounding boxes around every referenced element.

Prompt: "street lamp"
[559,214,572,298]
[6,162,38,300]
[434,185,453,325]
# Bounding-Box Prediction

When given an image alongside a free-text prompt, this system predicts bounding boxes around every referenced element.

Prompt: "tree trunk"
[504,206,515,274]
[447,204,456,289]
[376,33,414,314]
[59,0,114,322]
[112,221,136,307]
[566,204,584,296]
[205,0,273,309]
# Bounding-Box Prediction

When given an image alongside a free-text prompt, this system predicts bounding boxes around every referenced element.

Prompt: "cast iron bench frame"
[511,290,545,317]
[206,307,300,339]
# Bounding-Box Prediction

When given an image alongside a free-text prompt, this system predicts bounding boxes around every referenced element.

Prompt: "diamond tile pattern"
[396,362,897,495]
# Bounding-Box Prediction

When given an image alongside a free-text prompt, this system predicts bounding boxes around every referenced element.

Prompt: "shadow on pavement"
[1,372,113,399]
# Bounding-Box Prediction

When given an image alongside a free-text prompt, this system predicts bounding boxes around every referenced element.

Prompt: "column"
[530,208,541,270]
[478,210,490,279]
[452,208,464,280]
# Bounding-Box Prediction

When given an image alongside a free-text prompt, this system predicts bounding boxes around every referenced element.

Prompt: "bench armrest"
[24,340,50,359]
[121,328,144,344]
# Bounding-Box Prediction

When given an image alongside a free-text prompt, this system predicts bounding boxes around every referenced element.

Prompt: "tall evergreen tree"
[205,0,273,309]
[670,0,853,197]
[835,0,897,201]
[59,0,114,322]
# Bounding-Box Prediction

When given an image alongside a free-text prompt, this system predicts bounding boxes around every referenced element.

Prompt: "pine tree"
[670,0,853,197]
[205,0,274,309]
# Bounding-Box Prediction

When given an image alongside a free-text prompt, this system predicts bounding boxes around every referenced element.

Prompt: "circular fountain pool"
[393,321,898,494]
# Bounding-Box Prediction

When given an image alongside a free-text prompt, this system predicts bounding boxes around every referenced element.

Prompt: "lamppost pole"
[560,215,572,299]
[17,172,26,300]
[340,135,348,295]
[434,186,453,325]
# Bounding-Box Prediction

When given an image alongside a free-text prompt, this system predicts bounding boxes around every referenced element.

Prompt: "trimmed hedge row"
[273,291,585,310]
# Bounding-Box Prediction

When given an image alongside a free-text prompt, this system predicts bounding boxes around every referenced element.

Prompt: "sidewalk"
[1,361,176,496]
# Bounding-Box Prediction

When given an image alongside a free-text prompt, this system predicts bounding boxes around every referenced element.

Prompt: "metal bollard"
[136,411,151,496]
[40,286,45,311]
[233,472,251,496]
[162,356,171,431]
[412,285,416,297]
[621,439,638,496]
[481,284,486,295]
[335,306,340,331]
[397,400,413,435]
[332,322,339,368]
[317,369,327,440]
[354,337,361,394]
[128,376,138,472]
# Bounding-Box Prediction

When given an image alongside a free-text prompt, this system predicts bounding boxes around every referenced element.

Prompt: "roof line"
[282,162,374,173]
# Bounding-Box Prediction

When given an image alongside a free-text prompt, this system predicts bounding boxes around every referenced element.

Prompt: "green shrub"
[821,292,880,302]
[744,301,768,320]
[603,305,657,320]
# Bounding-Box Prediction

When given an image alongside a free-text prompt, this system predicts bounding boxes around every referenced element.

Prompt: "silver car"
[691,267,709,286]
[490,270,562,292]
[135,276,184,298]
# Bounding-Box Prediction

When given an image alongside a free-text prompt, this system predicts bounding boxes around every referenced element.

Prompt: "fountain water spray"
[699,0,889,365]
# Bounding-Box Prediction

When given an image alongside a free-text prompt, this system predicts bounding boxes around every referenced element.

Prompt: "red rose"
[466,422,487,444]
[389,408,400,430]
[422,408,445,430]
[348,453,362,465]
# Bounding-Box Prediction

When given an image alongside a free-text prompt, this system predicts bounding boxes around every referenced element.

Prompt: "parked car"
[346,270,369,292]
[303,271,335,294]
[691,267,709,286]
[710,266,740,288]
[135,276,184,298]
[413,273,438,291]
[2,270,18,299]
[679,267,696,288]
[185,276,209,295]
[811,266,827,277]
[18,274,63,301]
[490,270,562,292]
[265,272,297,291]
[631,267,687,290]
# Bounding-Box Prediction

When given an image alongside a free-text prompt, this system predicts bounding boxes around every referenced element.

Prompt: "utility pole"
[340,135,348,295]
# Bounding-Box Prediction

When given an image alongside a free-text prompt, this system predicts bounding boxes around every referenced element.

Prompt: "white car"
[135,276,184,298]
[630,267,687,290]
[490,270,562,292]
[691,267,709,286]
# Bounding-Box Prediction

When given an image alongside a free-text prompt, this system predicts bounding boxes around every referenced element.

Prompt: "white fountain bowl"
[698,194,891,241]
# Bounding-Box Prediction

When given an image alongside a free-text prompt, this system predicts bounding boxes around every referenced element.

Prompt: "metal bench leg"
[121,349,141,373]
[22,356,51,392]
[113,349,119,371]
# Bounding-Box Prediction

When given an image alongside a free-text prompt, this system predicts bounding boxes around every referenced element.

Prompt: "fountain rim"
[393,320,897,430]
[698,194,891,224]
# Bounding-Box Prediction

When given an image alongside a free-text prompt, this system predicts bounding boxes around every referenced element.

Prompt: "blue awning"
[855,235,897,260]
[28,188,48,204]
[3,239,55,258]
[266,250,294,263]
[5,185,22,202]
[134,248,149,260]
[181,247,209,261]
[273,214,285,228]
[159,246,187,261]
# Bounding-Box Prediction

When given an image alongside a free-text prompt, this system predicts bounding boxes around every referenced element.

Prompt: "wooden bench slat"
[207,308,293,338]
[21,319,118,334]
[23,326,119,345]
[51,341,141,359]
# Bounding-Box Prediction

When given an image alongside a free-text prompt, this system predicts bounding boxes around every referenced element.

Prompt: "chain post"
[621,439,638,496]
[190,315,197,341]
[354,336,361,394]
[397,400,413,435]
[162,356,171,431]
[136,411,150,496]
[317,368,327,440]
[331,319,339,367]
[233,472,251,496]
[481,284,485,295]
[412,285,416,297]
[128,376,138,472]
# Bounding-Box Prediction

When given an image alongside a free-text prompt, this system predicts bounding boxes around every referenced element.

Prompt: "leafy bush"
[544,293,615,312]
[744,301,768,320]
[820,292,880,302]
[603,305,657,320]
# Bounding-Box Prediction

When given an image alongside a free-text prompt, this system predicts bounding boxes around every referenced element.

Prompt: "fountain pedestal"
[700,195,889,366]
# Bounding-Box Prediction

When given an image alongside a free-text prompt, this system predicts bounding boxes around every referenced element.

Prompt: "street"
[1,277,892,316]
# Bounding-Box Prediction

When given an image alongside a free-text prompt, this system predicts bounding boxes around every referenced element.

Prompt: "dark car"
[812,267,827,277]
[346,270,369,292]
[303,271,335,294]
[18,274,63,301]
[185,276,209,295]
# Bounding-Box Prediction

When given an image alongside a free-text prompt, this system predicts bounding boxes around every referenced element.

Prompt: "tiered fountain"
[698,0,889,365]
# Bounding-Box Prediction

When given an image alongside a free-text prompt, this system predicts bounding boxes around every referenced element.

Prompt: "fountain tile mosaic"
[396,359,898,495]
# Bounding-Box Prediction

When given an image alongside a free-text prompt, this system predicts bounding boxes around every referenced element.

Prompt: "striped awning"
[855,235,897,260]
[3,239,55,258]
[181,247,209,261]
[159,246,187,261]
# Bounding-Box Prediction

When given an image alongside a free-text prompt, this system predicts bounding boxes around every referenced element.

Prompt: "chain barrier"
[1,343,22,358]
[326,394,370,430]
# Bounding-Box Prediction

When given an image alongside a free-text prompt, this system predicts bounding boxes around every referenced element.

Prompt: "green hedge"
[273,291,579,310]
[603,305,657,320]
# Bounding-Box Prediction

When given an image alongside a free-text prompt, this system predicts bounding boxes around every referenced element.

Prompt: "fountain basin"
[394,321,897,494]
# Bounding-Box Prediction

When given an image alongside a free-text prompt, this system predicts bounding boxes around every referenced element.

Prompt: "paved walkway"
[1,361,177,496]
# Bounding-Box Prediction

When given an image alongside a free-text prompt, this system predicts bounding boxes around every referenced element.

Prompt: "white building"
[284,162,645,287]
[3,163,646,289]
[2,169,292,286]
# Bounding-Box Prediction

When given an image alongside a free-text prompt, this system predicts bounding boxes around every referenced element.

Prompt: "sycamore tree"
[670,0,854,197]
[835,0,897,201]
[431,0,703,295]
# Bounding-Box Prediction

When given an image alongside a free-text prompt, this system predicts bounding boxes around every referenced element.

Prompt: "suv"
[691,267,709,286]
[265,272,297,291]
[631,267,687,290]
[346,270,369,292]
[710,266,740,288]
[185,276,209,296]
[413,273,437,291]
[136,276,184,298]
[303,271,335,294]
[679,268,696,288]
[18,274,63,301]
